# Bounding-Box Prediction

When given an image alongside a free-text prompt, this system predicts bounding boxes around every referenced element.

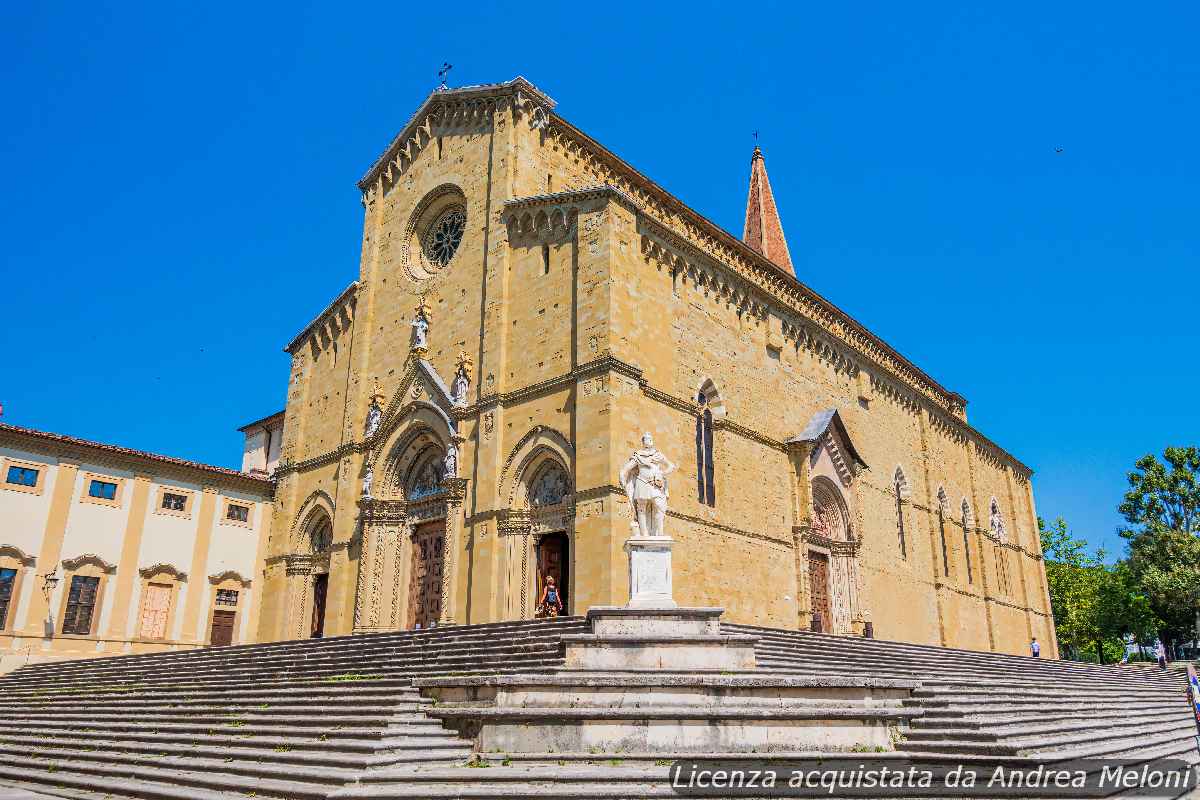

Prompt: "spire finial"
[436,62,453,91]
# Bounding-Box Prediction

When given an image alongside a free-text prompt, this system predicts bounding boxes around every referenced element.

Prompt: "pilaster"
[105,474,153,638]
[21,460,79,636]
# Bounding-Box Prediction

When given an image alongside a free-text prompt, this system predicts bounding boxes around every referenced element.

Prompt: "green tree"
[1040,517,1157,663]
[1119,447,1200,653]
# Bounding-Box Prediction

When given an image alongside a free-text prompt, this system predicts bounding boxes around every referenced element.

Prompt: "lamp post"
[40,570,59,598]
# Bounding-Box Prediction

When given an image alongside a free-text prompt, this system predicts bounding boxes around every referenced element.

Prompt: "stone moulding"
[60,554,117,574]
[207,570,251,587]
[138,563,187,581]
[0,544,36,567]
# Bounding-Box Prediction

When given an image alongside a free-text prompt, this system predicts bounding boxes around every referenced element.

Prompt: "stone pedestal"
[625,534,676,609]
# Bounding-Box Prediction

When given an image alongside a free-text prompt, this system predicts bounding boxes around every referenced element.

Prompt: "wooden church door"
[407,521,444,629]
[808,551,831,633]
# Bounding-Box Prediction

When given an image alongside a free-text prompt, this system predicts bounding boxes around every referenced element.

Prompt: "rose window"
[424,208,466,267]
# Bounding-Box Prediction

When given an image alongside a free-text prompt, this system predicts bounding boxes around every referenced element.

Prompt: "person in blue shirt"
[538,575,564,618]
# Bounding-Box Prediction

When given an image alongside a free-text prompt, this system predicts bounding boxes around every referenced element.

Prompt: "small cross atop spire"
[436,62,453,91]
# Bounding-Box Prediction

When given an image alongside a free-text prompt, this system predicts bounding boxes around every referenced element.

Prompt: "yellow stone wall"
[261,82,1057,658]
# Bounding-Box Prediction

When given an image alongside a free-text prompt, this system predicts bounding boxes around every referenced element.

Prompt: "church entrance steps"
[0,615,1196,799]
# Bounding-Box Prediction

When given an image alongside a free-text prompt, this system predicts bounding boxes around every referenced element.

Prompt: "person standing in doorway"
[538,575,563,618]
[1030,637,1041,658]
[1155,640,1168,669]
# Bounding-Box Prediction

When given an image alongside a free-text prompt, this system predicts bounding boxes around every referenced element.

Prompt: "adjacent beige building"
[258,77,1058,657]
[0,423,272,672]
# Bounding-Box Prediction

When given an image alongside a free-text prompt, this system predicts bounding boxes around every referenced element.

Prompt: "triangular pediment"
[371,358,458,452]
[788,409,869,487]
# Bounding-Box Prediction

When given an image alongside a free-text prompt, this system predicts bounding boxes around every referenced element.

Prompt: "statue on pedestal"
[410,300,431,352]
[443,442,458,479]
[361,466,374,499]
[450,351,472,406]
[364,377,385,437]
[619,432,676,539]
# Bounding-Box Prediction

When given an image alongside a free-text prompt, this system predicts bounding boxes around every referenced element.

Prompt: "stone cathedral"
[257,77,1058,657]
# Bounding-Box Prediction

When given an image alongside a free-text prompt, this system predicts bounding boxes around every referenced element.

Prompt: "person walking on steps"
[1030,637,1040,658]
[1155,640,1168,670]
[538,575,564,618]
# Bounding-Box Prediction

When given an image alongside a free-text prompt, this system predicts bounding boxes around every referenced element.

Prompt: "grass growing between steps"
[320,673,382,683]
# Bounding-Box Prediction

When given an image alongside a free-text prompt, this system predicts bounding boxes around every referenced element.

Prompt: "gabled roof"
[788,409,868,471]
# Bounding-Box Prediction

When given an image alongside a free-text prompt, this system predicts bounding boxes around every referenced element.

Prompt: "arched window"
[406,447,445,500]
[989,499,1010,595]
[695,392,715,507]
[893,468,908,559]
[961,499,974,584]
[936,488,950,578]
[528,462,570,507]
[308,516,333,554]
[811,479,850,541]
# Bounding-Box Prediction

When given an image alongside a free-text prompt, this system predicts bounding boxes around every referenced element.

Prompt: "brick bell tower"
[742,144,795,274]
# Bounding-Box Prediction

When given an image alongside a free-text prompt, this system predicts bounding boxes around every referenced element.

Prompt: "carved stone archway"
[787,409,870,637]
[353,385,466,633]
[497,427,574,621]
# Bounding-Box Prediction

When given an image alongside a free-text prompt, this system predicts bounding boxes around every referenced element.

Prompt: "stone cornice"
[502,185,639,217]
[284,281,359,354]
[358,77,554,193]
[279,353,1030,493]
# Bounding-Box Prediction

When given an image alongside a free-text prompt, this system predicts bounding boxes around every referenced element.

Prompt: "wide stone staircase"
[0,617,1194,799]
[729,624,1198,764]
[0,617,585,800]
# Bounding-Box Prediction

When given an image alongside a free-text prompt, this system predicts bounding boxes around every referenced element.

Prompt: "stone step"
[3,623,586,679]
[0,755,332,800]
[1,646,567,684]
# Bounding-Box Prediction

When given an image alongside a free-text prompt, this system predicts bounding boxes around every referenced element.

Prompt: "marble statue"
[450,367,469,406]
[619,432,676,538]
[361,466,374,499]
[443,442,458,479]
[364,401,382,437]
[411,308,430,350]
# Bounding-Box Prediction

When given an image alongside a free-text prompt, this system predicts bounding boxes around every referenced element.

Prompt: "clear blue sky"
[3,3,1197,557]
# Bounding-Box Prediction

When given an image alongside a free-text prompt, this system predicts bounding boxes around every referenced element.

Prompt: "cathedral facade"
[258,78,1057,656]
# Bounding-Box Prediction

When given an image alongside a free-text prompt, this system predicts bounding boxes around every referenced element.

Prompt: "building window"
[0,568,15,630]
[215,589,239,607]
[61,575,100,635]
[528,462,570,508]
[936,489,950,578]
[989,499,1010,595]
[308,517,333,553]
[226,503,249,523]
[5,466,38,487]
[695,394,715,507]
[162,492,187,511]
[962,501,974,584]
[423,207,465,267]
[541,244,550,275]
[88,480,117,500]
[894,469,908,559]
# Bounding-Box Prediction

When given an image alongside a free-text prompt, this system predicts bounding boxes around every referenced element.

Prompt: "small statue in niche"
[450,351,473,406]
[361,466,374,499]
[443,442,458,479]
[364,401,382,438]
[364,377,385,437]
[410,299,431,351]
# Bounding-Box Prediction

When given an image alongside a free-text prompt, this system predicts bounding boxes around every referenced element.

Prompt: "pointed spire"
[743,145,794,273]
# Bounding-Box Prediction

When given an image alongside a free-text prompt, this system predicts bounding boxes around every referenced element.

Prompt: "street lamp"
[40,570,59,598]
